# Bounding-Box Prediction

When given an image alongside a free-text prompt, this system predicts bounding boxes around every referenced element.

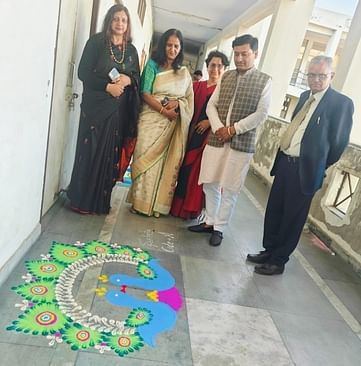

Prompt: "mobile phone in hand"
[108,67,120,81]
[161,97,169,107]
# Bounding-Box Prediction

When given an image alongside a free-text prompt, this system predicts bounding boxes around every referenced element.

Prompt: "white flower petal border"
[55,253,147,335]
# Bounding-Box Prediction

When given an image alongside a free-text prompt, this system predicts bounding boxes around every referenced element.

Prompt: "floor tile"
[298,239,361,285]
[76,351,168,365]
[181,256,264,308]
[49,343,79,365]
[0,342,55,366]
[187,298,293,366]
[252,259,343,320]
[244,173,271,208]
[271,310,361,366]
[325,279,361,323]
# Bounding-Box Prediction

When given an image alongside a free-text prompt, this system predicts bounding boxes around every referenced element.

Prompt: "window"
[138,0,146,25]
[290,39,327,90]
[326,170,359,217]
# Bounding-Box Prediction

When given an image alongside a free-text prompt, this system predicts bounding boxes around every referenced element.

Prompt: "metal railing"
[290,69,309,90]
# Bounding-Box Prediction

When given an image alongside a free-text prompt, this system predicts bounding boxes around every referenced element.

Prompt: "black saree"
[67,33,140,214]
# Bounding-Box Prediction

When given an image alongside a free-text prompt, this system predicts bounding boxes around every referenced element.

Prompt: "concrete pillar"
[225,25,248,70]
[300,38,314,72]
[333,0,361,145]
[325,28,343,57]
[248,15,272,68]
[258,0,315,116]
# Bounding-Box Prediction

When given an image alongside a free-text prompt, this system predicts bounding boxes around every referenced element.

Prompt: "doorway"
[42,0,96,215]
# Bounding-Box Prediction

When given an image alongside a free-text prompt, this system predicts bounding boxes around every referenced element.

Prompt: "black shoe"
[209,230,223,246]
[254,263,284,275]
[188,223,214,233]
[246,250,272,264]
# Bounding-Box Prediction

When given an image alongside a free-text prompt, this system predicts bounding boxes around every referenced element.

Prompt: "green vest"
[208,68,270,153]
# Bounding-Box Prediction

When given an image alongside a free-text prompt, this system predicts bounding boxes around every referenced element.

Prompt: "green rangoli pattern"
[6,240,179,357]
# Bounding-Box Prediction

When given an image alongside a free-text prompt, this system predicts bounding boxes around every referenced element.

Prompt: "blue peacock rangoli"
[7,240,183,357]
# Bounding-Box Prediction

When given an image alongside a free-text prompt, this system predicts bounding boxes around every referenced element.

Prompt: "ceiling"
[151,0,266,47]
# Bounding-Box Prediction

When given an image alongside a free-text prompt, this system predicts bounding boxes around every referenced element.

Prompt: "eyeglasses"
[306,73,330,81]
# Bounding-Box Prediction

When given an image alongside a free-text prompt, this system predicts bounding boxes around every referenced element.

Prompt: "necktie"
[280,95,315,151]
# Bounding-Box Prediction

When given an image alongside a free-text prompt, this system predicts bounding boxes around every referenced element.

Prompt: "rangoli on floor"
[7,240,183,358]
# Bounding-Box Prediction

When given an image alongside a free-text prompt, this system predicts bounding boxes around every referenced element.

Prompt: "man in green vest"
[188,34,272,246]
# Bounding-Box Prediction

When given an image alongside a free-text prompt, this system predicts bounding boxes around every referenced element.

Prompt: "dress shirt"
[284,86,329,157]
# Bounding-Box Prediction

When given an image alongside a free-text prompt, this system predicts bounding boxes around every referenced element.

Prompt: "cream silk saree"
[127,66,194,216]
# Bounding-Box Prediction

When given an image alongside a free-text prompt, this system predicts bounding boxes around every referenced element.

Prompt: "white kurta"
[199,68,272,193]
[199,144,253,192]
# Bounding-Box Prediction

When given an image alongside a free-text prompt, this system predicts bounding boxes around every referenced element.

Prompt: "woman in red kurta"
[171,51,229,219]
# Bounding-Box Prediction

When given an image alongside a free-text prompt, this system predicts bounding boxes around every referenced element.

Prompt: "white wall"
[42,0,80,214]
[332,0,361,146]
[0,1,60,272]
[60,0,94,191]
[124,0,153,56]
[97,0,153,57]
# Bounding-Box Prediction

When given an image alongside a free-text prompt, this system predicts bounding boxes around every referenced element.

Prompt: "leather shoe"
[246,250,272,264]
[188,223,214,233]
[254,263,284,275]
[209,230,223,246]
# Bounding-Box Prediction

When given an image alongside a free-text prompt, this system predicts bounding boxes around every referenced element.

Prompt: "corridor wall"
[0,0,60,282]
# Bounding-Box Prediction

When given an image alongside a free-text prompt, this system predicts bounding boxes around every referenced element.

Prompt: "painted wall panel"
[0,1,60,269]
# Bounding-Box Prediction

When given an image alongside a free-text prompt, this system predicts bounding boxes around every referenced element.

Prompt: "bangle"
[159,106,164,114]
[227,127,233,136]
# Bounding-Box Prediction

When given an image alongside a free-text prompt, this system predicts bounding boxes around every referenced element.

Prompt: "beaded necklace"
[109,42,126,64]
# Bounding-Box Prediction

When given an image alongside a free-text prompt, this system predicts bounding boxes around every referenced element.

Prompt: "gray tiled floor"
[187,298,293,366]
[0,343,55,366]
[1,173,361,365]
[181,255,265,308]
[271,310,361,366]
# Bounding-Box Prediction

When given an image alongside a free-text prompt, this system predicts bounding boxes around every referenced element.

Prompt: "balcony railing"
[290,69,309,90]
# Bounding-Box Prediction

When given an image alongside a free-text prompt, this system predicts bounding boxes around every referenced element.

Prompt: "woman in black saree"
[68,4,140,214]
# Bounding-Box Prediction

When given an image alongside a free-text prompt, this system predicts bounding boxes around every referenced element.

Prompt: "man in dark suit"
[247,55,354,275]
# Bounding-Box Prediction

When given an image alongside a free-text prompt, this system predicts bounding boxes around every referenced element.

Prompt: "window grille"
[330,171,359,216]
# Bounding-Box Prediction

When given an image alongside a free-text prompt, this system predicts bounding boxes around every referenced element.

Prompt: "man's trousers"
[263,152,314,265]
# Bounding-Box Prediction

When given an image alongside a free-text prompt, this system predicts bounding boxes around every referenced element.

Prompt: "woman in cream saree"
[127,29,193,217]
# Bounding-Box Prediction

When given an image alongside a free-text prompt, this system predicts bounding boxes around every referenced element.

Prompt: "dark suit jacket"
[271,87,354,195]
